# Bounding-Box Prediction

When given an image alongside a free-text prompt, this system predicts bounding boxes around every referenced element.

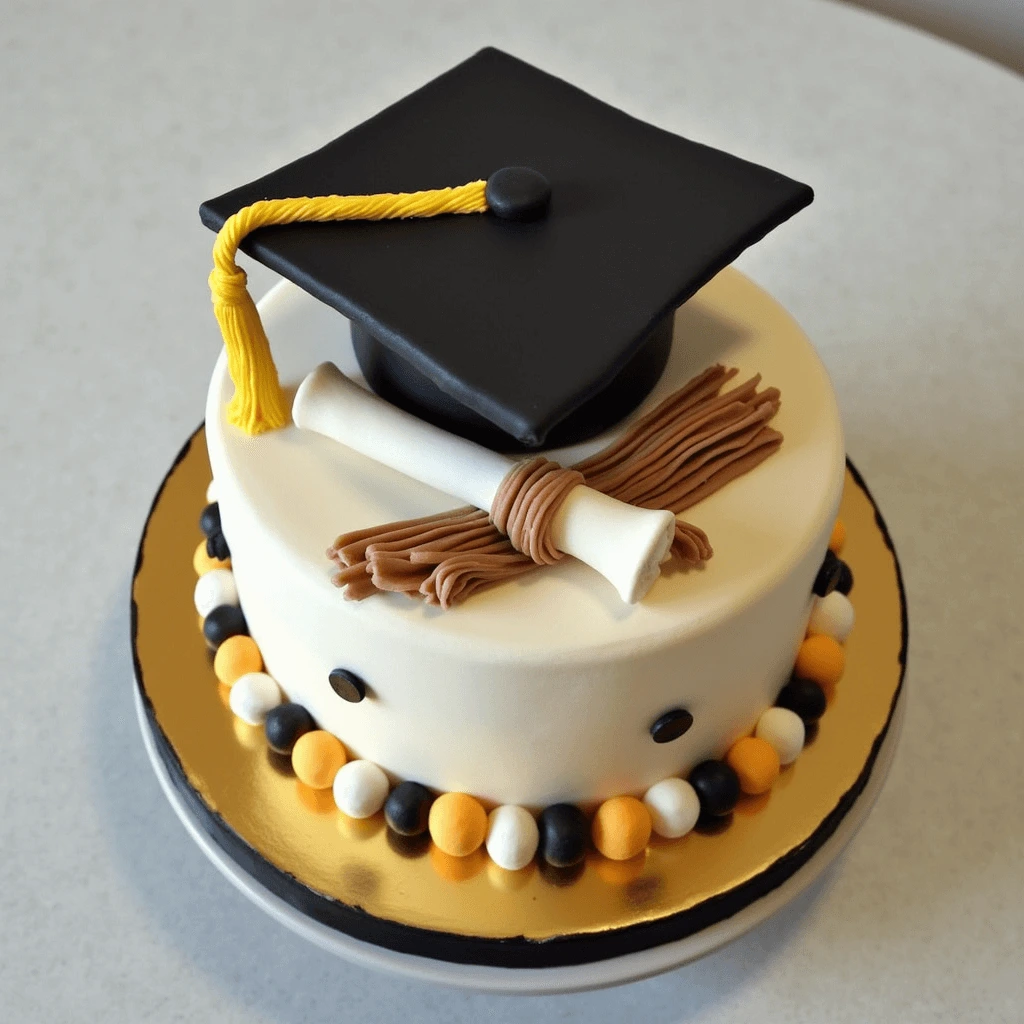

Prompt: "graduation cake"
[191,48,854,887]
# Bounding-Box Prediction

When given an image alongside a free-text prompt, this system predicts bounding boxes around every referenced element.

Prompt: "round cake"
[205,266,844,808]
[187,46,860,892]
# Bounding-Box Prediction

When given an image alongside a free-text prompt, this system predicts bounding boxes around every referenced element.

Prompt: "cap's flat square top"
[201,47,812,445]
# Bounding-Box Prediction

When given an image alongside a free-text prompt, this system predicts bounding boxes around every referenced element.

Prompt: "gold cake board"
[131,429,907,993]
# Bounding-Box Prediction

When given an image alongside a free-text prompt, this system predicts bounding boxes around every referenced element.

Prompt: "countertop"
[2,1,1021,1020]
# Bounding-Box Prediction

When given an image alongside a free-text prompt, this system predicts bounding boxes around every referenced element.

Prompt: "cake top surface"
[200,47,813,447]
[205,268,845,658]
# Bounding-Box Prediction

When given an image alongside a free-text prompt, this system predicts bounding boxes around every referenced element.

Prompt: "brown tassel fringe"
[327,365,782,608]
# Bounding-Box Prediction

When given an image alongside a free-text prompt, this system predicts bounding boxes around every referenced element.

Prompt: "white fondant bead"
[206,479,218,503]
[643,777,701,838]
[193,568,238,617]
[486,805,540,871]
[807,591,855,643]
[333,760,390,819]
[228,672,282,725]
[755,706,806,765]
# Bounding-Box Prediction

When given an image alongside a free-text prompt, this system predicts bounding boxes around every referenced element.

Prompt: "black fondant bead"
[537,803,589,868]
[206,530,230,561]
[776,677,827,723]
[688,760,740,818]
[203,604,248,648]
[650,707,694,743]
[836,560,854,595]
[199,502,221,538]
[384,781,434,837]
[485,166,552,221]
[328,668,367,703]
[264,703,316,755]
[812,548,843,597]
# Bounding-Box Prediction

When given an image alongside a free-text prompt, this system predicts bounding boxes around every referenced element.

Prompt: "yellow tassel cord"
[209,181,490,435]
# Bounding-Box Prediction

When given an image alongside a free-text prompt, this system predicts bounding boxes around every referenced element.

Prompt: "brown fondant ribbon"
[491,458,585,565]
[328,365,782,608]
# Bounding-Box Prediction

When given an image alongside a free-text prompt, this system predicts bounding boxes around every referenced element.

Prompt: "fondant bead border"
[131,430,908,969]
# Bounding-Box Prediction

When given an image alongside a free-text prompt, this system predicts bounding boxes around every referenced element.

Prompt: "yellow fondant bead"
[428,792,488,858]
[193,540,230,575]
[591,796,652,861]
[829,519,846,554]
[726,736,780,795]
[795,634,845,686]
[291,730,347,790]
[213,635,263,686]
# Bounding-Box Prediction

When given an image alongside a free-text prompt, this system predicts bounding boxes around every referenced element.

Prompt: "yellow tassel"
[209,181,489,435]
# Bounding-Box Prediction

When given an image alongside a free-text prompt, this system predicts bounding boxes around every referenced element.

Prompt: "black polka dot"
[328,668,367,703]
[650,707,694,743]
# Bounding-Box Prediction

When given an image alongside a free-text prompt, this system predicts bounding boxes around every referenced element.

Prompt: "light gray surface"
[2,1,1022,1020]
[840,0,1024,75]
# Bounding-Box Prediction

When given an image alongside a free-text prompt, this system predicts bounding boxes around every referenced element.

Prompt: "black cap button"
[485,166,552,221]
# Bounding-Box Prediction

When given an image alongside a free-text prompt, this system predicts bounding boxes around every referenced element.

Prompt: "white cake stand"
[134,681,904,995]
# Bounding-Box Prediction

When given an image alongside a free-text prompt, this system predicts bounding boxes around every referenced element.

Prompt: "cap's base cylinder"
[351,313,674,452]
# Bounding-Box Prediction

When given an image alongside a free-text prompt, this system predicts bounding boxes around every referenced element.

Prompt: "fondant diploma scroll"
[294,363,676,603]
[292,362,783,609]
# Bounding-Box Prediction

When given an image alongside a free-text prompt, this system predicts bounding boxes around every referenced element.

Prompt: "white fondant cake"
[205,267,844,808]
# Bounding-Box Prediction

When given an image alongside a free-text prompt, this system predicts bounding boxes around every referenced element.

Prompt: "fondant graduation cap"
[201,47,812,449]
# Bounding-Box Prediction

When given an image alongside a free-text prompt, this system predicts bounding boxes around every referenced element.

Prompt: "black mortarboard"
[201,47,812,449]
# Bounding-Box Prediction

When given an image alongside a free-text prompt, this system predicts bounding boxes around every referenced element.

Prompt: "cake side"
[205,267,845,807]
